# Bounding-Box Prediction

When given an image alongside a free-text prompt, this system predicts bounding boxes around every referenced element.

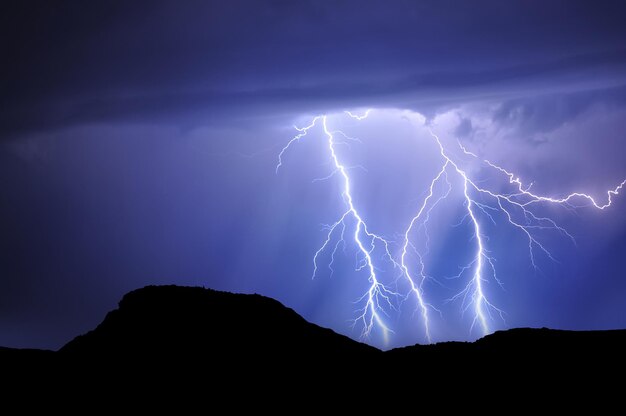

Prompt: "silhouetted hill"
[60,285,378,364]
[388,327,626,371]
[3,285,626,379]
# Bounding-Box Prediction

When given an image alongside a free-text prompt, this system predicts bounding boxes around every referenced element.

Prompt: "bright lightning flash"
[277,110,625,345]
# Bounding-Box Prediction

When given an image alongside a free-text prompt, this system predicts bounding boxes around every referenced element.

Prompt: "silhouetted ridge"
[387,327,626,370]
[60,285,377,361]
[3,285,626,377]
[4,285,624,400]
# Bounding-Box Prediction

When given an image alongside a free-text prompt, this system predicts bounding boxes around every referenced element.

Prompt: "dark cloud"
[2,50,626,137]
[2,0,626,138]
[493,85,626,135]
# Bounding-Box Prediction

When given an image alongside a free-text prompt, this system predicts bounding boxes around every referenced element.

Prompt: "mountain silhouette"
[61,285,378,360]
[3,285,626,381]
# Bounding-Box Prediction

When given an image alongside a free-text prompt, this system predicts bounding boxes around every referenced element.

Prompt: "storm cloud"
[1,1,626,349]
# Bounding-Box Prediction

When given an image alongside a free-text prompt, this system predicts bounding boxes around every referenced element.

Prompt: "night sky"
[1,0,626,350]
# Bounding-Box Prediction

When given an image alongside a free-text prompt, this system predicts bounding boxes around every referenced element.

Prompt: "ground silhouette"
[3,285,626,382]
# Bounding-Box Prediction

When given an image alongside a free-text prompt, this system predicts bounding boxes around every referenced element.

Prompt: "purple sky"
[1,0,625,349]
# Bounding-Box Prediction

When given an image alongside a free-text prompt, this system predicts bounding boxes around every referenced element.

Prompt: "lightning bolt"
[345,109,372,120]
[277,109,625,345]
[278,113,405,344]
